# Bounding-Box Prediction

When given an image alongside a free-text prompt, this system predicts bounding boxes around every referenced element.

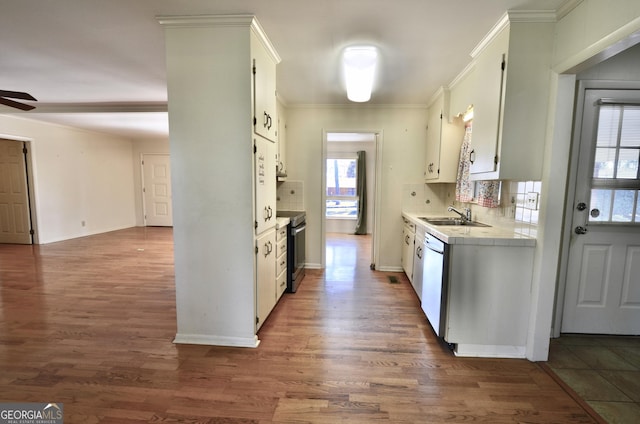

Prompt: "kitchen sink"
[419,217,491,227]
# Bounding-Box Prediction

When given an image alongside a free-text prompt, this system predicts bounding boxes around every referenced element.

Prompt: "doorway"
[0,138,34,244]
[561,85,640,335]
[322,131,380,270]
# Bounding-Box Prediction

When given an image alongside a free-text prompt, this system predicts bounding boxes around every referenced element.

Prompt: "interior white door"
[562,89,640,334]
[0,139,32,244]
[142,154,173,227]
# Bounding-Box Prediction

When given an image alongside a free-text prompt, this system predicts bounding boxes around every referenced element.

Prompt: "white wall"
[0,114,136,244]
[286,105,442,271]
[132,138,170,226]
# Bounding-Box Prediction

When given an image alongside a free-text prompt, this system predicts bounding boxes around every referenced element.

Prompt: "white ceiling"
[0,0,568,139]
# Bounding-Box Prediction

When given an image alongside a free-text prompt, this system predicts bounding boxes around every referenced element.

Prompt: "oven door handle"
[292,224,306,235]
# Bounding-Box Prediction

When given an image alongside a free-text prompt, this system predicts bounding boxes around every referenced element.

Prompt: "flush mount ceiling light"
[342,46,378,102]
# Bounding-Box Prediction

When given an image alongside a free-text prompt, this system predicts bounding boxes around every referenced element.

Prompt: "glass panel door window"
[590,104,640,223]
[326,157,358,218]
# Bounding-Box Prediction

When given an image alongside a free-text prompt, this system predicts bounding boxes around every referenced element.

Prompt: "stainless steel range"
[276,210,306,292]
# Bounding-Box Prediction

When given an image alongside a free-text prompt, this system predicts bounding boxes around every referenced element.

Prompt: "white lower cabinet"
[401,218,416,282]
[256,229,276,330]
[276,225,288,299]
[445,244,534,358]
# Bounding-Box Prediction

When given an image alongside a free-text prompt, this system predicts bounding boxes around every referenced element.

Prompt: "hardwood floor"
[0,228,599,423]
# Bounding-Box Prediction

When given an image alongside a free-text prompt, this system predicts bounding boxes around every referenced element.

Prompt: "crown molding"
[470,10,556,59]
[157,14,280,64]
[556,0,584,20]
[156,14,255,28]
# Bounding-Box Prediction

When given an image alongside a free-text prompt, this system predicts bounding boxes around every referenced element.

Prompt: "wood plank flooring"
[0,228,599,423]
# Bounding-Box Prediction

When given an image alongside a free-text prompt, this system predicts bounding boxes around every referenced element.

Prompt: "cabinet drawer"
[277,238,287,257]
[276,252,287,276]
[277,226,287,241]
[403,217,416,232]
[277,269,287,299]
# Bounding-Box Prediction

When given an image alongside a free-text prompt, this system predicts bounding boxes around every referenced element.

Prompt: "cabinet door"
[256,229,277,330]
[401,226,415,281]
[276,100,287,177]
[469,27,508,175]
[424,106,442,181]
[252,36,278,143]
[255,137,276,235]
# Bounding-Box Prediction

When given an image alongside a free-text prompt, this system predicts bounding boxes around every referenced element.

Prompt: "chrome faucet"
[448,205,471,222]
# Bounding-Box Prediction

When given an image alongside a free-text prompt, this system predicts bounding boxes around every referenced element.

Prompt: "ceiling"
[0,0,569,139]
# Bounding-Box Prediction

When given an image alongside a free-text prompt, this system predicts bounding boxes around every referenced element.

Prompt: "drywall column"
[159,16,258,347]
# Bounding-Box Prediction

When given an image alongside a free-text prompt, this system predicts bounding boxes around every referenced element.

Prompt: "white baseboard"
[376,266,403,272]
[454,343,526,359]
[174,333,260,348]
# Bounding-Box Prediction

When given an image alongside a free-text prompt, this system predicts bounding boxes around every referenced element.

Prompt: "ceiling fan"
[0,90,37,111]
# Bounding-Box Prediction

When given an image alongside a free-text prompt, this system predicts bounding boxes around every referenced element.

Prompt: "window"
[590,104,640,223]
[326,157,358,218]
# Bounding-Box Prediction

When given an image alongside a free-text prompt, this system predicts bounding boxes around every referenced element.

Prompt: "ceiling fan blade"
[0,90,37,101]
[0,96,36,111]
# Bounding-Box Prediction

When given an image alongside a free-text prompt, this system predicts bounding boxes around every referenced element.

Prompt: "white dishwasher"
[420,232,449,337]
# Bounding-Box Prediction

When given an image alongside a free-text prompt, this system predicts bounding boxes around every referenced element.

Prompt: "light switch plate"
[525,192,539,210]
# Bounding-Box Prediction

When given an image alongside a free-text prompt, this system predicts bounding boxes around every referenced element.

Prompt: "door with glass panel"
[562,89,640,334]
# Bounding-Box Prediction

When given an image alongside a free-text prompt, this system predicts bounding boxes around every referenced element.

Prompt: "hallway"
[0,228,600,423]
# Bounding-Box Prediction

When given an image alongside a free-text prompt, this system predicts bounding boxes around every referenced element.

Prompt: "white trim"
[376,266,403,273]
[288,104,428,110]
[554,80,640,338]
[555,0,584,20]
[447,61,476,92]
[470,10,556,60]
[321,129,382,269]
[427,87,446,109]
[507,10,557,23]
[157,14,281,64]
[173,333,260,348]
[372,132,383,269]
[553,17,640,73]
[454,343,526,359]
[470,12,510,59]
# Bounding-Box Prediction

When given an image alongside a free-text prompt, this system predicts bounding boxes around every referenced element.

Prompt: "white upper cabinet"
[276,99,287,179]
[461,13,555,181]
[252,32,278,143]
[425,88,465,183]
[254,136,277,235]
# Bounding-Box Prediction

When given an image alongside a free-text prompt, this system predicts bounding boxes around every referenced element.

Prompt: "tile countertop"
[402,212,536,247]
[276,217,290,229]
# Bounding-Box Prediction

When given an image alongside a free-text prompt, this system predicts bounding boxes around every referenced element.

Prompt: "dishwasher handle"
[424,233,445,254]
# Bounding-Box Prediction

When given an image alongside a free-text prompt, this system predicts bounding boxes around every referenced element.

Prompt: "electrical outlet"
[525,192,539,210]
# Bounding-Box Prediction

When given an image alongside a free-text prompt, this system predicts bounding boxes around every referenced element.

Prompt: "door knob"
[575,226,588,235]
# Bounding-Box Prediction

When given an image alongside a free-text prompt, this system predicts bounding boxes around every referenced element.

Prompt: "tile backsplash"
[447,180,542,239]
[401,183,454,214]
[277,180,304,211]
[411,180,543,236]
[513,181,542,225]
